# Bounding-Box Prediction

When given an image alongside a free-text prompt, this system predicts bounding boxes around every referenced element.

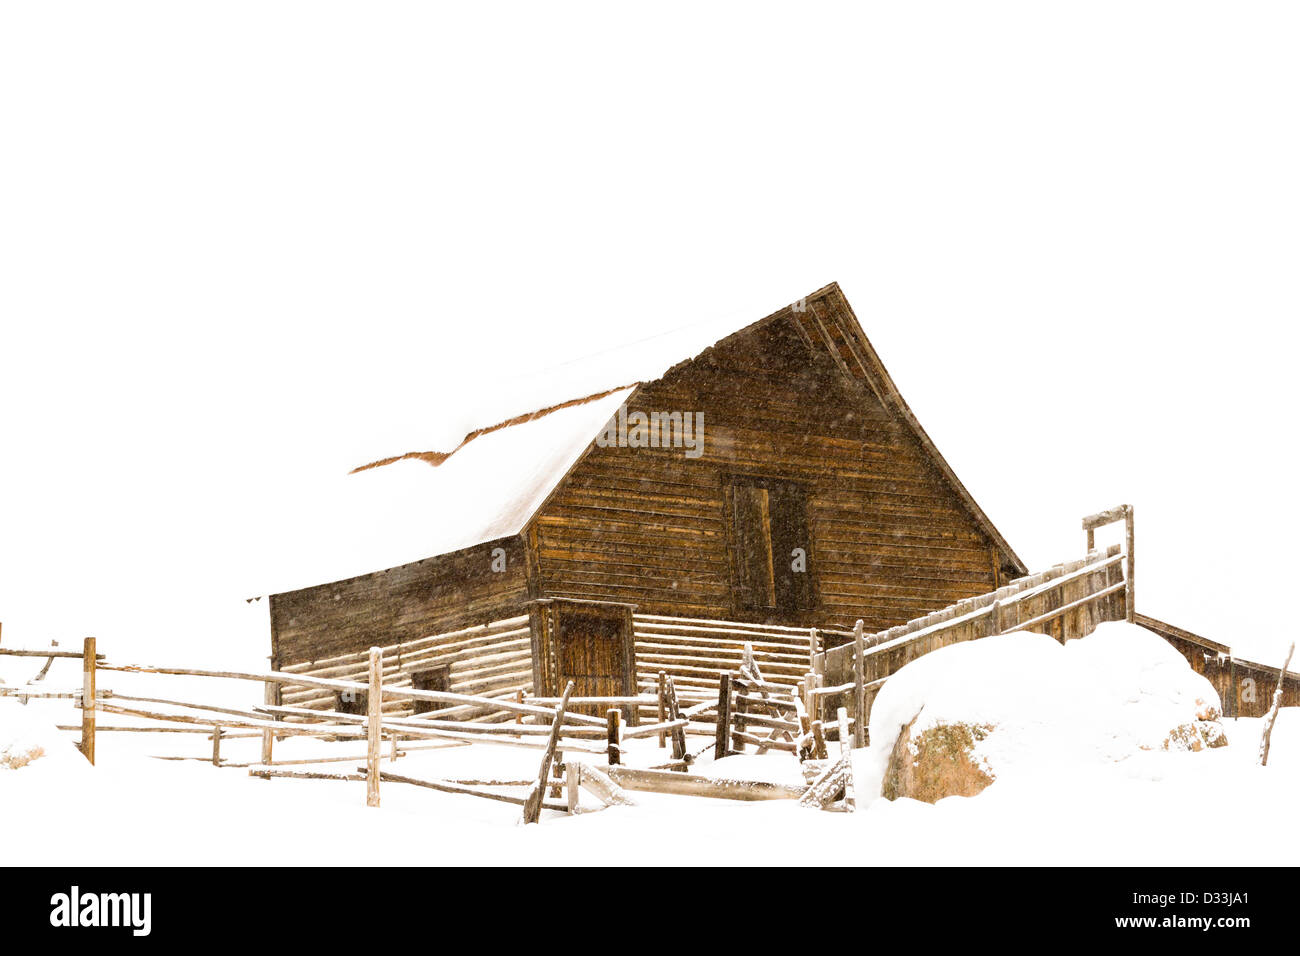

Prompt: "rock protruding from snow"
[865,622,1229,803]
[882,716,996,802]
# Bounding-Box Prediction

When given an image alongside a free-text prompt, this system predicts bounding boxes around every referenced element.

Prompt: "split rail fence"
[0,638,721,820]
[0,505,1142,816]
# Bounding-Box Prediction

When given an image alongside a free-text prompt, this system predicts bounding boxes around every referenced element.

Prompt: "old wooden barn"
[264,282,1293,725]
[265,282,1037,714]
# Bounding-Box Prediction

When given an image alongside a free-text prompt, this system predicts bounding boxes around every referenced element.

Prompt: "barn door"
[555,605,633,718]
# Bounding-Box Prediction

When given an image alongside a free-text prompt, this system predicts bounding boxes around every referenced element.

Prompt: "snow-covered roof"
[259,299,783,596]
[262,386,635,594]
[388,304,766,457]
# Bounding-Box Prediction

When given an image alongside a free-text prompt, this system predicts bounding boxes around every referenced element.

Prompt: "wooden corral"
[817,545,1129,737]
[267,282,1026,702]
[272,607,851,727]
[1135,613,1300,718]
[276,616,534,719]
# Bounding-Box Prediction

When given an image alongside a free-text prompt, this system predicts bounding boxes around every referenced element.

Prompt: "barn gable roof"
[266,282,1025,595]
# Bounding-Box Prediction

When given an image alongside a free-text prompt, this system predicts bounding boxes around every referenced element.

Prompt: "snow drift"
[862,621,1227,803]
[0,699,88,773]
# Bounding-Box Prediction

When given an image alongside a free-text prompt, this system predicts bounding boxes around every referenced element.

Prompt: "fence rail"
[0,637,721,818]
[277,615,533,720]
[815,540,1129,739]
[631,614,853,716]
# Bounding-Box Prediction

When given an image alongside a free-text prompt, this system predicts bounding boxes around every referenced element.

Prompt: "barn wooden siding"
[275,611,840,719]
[632,614,853,698]
[529,302,1015,632]
[821,545,1128,732]
[278,615,532,719]
[1136,614,1300,719]
[269,536,529,672]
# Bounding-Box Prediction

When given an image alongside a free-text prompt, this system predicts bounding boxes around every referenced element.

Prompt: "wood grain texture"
[270,537,529,667]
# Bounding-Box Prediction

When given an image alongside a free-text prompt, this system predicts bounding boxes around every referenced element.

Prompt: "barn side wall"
[269,536,530,669]
[531,313,1008,631]
[276,615,533,718]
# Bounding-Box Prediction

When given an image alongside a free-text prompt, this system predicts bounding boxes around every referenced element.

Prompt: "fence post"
[808,627,819,669]
[811,719,828,760]
[837,706,857,812]
[1259,643,1295,766]
[990,599,1002,636]
[260,681,275,766]
[664,674,687,767]
[80,636,96,765]
[211,724,223,766]
[565,761,580,813]
[549,750,565,799]
[657,670,667,748]
[522,680,574,824]
[366,646,382,808]
[714,672,732,760]
[1125,505,1135,623]
[606,708,622,766]
[852,620,866,748]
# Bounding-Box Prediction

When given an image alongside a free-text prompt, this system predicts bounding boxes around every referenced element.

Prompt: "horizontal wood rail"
[816,534,1130,740]
[861,550,1125,660]
[1002,581,1128,636]
[601,765,807,802]
[0,647,105,660]
[95,660,606,727]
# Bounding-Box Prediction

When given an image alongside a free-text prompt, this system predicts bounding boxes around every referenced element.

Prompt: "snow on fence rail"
[815,542,1128,739]
[0,639,691,762]
[0,637,809,817]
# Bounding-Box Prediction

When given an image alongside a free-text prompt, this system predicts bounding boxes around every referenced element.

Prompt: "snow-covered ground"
[4,624,1299,866]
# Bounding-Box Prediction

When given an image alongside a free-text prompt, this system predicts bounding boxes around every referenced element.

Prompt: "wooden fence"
[815,543,1128,739]
[1136,613,1300,719]
[631,613,854,713]
[0,636,819,816]
[277,615,533,721]
[271,611,854,727]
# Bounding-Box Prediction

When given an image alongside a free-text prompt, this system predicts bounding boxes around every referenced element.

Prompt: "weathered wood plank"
[602,766,806,802]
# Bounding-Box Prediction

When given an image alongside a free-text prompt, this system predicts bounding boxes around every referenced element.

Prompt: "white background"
[1,2,1296,668]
